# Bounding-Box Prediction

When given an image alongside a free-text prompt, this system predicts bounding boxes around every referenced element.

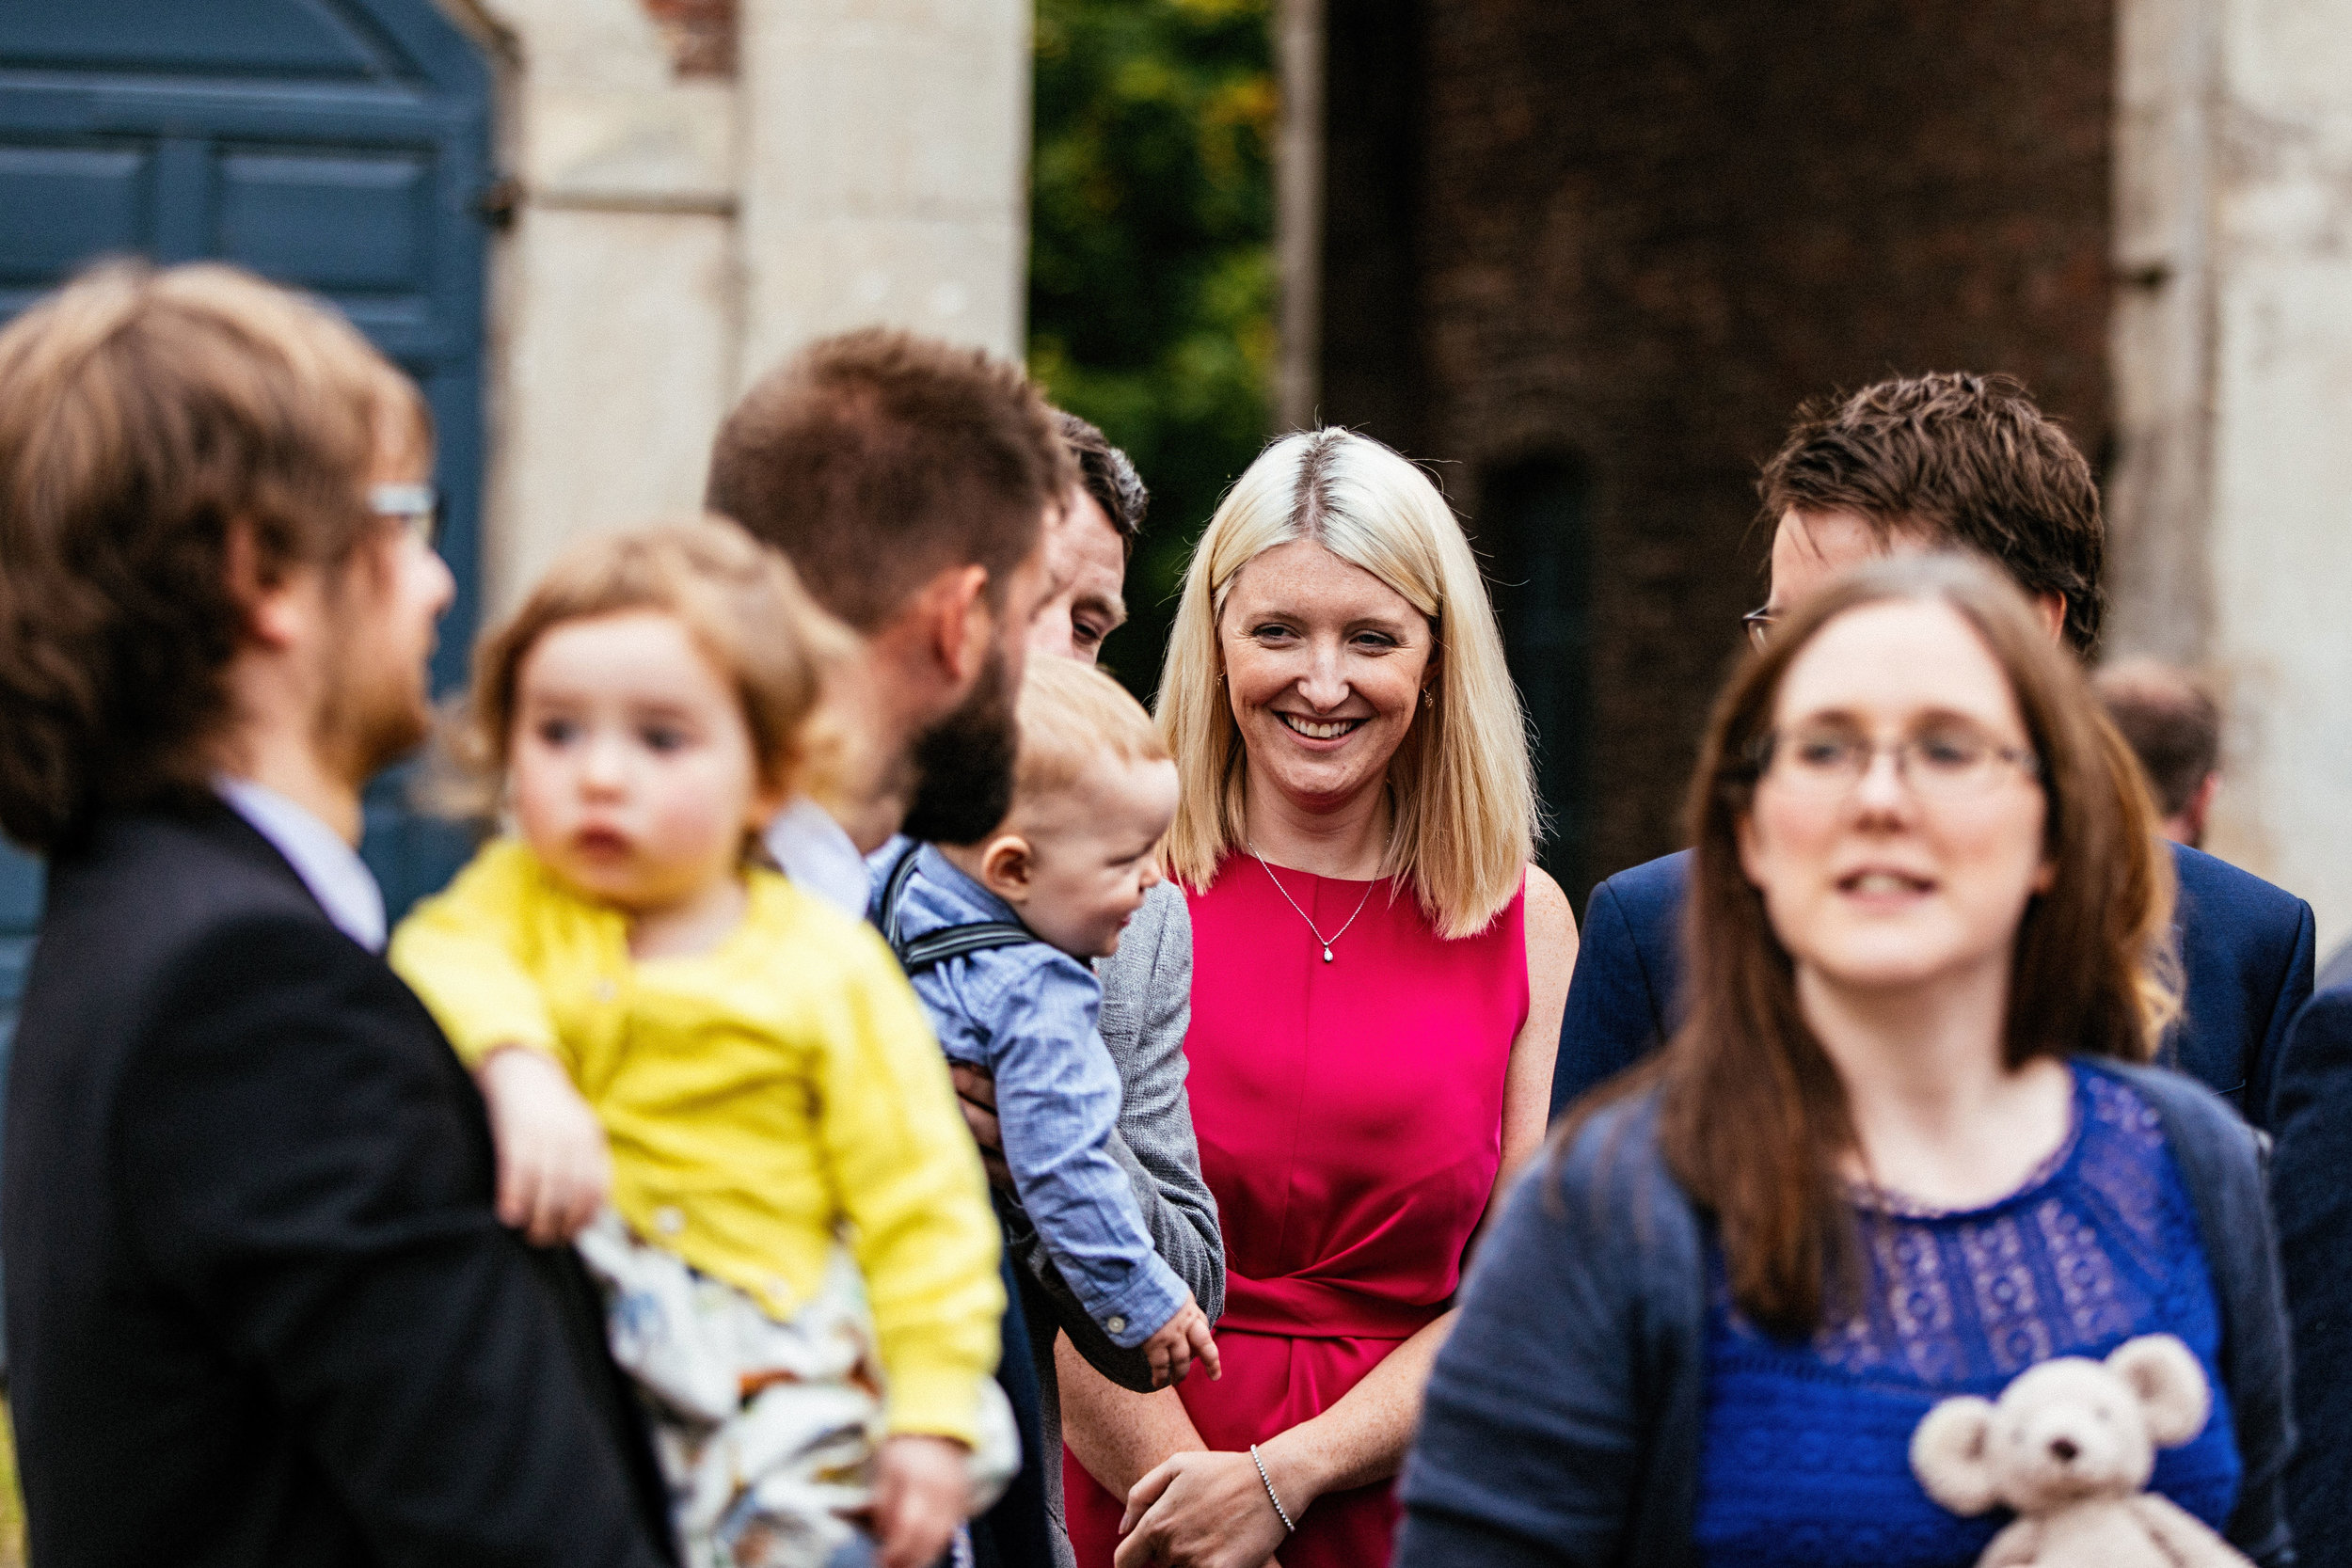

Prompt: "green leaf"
[1029,0,1276,697]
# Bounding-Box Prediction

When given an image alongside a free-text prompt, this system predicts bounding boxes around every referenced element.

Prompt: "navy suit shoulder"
[1549,850,1691,1118]
[3,805,671,1568]
[2166,844,2313,1126]
[2265,982,2352,1566]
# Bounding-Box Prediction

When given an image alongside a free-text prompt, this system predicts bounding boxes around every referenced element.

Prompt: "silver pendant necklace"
[1248,842,1377,962]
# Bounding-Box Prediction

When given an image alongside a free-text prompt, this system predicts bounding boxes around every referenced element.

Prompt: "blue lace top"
[1693,1061,2240,1567]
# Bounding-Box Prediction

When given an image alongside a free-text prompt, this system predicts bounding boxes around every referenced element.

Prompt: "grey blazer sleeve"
[1006,879,1224,1392]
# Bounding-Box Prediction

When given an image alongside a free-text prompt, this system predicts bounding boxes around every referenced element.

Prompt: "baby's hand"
[474,1045,611,1244]
[870,1433,971,1568]
[1141,1292,1221,1390]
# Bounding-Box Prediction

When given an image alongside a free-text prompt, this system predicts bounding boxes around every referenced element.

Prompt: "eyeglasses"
[369,482,440,549]
[1757,721,2042,801]
[1742,607,1776,652]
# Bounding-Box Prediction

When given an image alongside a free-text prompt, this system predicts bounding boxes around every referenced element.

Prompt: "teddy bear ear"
[1910,1395,2002,1516]
[2106,1334,2212,1449]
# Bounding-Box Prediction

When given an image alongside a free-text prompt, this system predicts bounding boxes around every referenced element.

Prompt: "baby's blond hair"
[440,515,854,816]
[1014,657,1169,806]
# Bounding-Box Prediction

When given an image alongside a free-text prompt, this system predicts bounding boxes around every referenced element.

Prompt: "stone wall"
[2110,0,2352,952]
[437,0,1031,618]
[1318,0,2118,900]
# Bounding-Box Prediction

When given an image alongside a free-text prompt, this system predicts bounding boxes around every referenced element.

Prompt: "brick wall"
[1321,0,2114,904]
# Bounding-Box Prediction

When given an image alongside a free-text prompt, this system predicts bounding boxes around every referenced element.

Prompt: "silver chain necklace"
[1248,842,1377,963]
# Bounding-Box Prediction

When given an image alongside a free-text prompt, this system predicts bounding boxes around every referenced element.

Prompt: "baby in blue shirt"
[878,657,1219,1388]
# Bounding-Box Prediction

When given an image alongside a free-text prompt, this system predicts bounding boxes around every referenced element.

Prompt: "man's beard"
[316,566,436,787]
[319,654,434,788]
[898,650,1019,846]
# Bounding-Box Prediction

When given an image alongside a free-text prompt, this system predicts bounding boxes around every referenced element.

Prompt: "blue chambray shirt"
[873,843,1187,1350]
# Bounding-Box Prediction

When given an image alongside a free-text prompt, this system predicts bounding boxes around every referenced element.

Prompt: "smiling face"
[1217,538,1434,817]
[989,752,1178,958]
[1738,599,2051,997]
[509,610,786,916]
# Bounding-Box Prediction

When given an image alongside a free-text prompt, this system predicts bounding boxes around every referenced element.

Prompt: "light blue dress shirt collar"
[215,776,388,953]
[763,794,872,922]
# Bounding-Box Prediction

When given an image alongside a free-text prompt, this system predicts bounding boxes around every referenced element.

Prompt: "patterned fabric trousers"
[577,1212,1018,1568]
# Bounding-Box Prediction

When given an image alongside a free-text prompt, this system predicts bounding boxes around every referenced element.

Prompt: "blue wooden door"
[0,0,494,1050]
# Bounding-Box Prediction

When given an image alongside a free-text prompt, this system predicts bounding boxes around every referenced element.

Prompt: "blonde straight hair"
[1160,428,1538,938]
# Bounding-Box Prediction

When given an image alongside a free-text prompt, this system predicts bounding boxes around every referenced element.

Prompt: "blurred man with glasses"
[0,263,675,1568]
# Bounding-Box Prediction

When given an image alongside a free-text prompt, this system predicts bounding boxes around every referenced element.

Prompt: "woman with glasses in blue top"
[1397,553,2291,1568]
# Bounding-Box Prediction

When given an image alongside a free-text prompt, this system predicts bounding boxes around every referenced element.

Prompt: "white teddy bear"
[1907,1333,2252,1568]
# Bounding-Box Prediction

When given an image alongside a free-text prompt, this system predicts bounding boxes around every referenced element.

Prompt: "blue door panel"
[0,143,152,273]
[0,0,492,1051]
[218,146,435,292]
[3,0,429,81]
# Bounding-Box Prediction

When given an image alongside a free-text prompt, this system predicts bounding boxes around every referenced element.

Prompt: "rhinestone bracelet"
[1248,1443,1296,1534]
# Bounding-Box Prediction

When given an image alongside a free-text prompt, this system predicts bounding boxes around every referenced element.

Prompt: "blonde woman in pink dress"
[1060,429,1576,1568]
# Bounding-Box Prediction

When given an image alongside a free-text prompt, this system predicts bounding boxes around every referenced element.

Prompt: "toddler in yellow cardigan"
[390,517,1011,1568]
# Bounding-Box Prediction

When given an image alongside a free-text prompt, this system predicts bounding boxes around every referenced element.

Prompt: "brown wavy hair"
[0,261,427,852]
[707,327,1074,635]
[1563,553,2176,1338]
[1758,372,2106,655]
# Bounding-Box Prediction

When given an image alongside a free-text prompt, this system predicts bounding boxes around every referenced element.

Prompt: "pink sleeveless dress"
[1064,858,1529,1568]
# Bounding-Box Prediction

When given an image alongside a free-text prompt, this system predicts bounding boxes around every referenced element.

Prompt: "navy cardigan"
[1550,844,2315,1126]
[1397,1060,2294,1568]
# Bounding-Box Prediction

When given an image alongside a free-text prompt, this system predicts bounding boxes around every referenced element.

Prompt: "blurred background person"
[2095,658,2223,850]
[1061,428,1573,1568]
[1400,555,2291,1568]
[1031,410,1148,666]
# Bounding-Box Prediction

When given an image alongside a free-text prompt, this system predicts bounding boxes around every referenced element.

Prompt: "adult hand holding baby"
[476,1043,612,1243]
[869,1433,973,1568]
[948,1062,1013,1189]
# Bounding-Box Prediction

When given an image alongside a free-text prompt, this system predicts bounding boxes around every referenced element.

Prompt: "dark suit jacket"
[3,803,674,1568]
[2269,982,2352,1566]
[1549,841,2316,1124]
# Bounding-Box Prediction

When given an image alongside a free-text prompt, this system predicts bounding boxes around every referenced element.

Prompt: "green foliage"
[1028,0,1277,696]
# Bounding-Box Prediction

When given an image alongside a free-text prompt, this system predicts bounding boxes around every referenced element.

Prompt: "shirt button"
[1106,1315,1126,1335]
[594,978,618,1003]
[653,1206,685,1236]
[767,1275,791,1302]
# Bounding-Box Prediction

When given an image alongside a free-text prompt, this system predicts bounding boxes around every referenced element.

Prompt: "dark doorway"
[1479,456,1597,911]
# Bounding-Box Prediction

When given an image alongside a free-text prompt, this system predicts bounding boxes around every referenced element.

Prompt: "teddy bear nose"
[2049,1438,2079,1464]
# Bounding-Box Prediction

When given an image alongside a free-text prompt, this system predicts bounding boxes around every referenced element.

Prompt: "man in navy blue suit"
[1551,372,2314,1126]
